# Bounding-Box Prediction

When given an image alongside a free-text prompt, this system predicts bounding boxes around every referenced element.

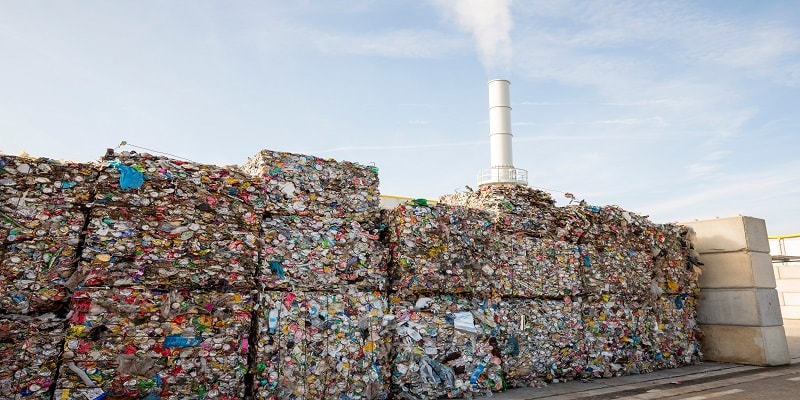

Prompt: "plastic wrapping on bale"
[385,202,500,296]
[1,155,96,314]
[56,287,251,399]
[260,215,387,292]
[389,295,506,399]
[254,289,392,400]
[0,313,64,399]
[500,298,586,387]
[240,149,380,223]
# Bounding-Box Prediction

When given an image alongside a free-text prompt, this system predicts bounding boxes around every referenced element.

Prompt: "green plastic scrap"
[411,198,429,207]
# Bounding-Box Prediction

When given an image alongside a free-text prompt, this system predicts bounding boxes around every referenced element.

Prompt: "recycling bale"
[581,294,661,378]
[384,202,500,297]
[651,294,702,369]
[438,185,560,239]
[240,149,381,224]
[55,287,251,399]
[494,236,583,298]
[67,150,265,291]
[259,215,388,292]
[73,204,260,290]
[499,298,586,387]
[253,288,392,400]
[0,313,64,399]
[0,154,96,314]
[389,294,506,399]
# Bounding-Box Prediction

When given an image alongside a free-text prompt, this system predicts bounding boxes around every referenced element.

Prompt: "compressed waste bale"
[1,154,95,313]
[579,245,656,296]
[495,236,583,298]
[652,224,702,295]
[0,313,64,399]
[74,204,260,290]
[385,202,500,296]
[254,289,392,400]
[499,298,586,387]
[650,295,702,369]
[56,287,251,399]
[389,294,506,399]
[92,151,265,228]
[260,215,387,291]
[581,294,664,378]
[438,186,559,239]
[241,149,381,223]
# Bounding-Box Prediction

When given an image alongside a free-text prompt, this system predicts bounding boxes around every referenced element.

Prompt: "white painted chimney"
[478,79,528,187]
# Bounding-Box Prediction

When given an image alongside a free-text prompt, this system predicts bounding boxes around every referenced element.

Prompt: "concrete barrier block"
[699,324,790,366]
[697,288,783,326]
[682,216,770,254]
[698,251,776,289]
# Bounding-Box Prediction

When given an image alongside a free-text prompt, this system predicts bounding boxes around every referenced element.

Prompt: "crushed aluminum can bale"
[254,288,392,400]
[0,313,64,399]
[57,287,251,399]
[240,149,381,225]
[259,215,387,292]
[389,294,506,399]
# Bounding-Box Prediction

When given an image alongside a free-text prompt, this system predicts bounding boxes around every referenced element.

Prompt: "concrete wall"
[683,216,790,366]
[770,235,800,319]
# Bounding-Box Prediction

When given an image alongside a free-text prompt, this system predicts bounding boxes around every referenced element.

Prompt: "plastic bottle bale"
[581,294,661,378]
[499,297,586,387]
[240,149,381,224]
[259,215,387,292]
[254,289,392,400]
[389,294,506,399]
[0,313,64,399]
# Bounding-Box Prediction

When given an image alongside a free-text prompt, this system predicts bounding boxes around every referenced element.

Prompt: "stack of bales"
[383,185,702,397]
[55,151,263,399]
[0,155,95,398]
[241,150,391,400]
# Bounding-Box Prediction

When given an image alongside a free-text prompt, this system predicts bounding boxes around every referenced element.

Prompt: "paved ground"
[479,320,800,400]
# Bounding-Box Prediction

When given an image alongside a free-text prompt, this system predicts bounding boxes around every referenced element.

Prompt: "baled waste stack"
[0,155,96,314]
[241,149,392,400]
[384,185,701,397]
[0,155,95,399]
[56,151,263,400]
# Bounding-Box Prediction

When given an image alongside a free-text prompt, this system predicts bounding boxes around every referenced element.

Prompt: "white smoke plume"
[432,0,514,71]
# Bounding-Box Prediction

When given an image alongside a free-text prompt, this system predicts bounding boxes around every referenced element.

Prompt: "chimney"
[478,79,528,187]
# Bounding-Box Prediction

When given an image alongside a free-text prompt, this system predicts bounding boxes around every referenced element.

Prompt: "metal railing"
[477,167,528,187]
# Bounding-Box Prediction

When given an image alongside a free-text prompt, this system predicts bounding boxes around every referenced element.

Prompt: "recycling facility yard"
[1,149,702,399]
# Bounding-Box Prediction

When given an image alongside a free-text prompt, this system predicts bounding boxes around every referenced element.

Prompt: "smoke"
[432,0,514,71]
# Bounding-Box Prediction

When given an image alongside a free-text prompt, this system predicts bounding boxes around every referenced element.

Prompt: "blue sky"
[2,1,800,234]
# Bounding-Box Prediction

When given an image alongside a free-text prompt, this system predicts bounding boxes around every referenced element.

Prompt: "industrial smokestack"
[478,79,528,187]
